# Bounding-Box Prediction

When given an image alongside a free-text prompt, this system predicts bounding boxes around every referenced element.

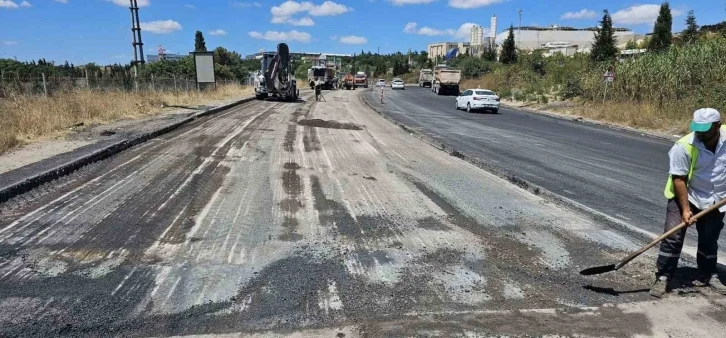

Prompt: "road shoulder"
[0,96,253,202]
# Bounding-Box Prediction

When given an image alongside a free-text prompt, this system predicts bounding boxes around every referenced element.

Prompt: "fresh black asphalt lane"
[364,86,720,247]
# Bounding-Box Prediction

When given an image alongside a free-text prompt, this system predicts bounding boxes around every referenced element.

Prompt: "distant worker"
[651,108,726,298]
[315,79,323,101]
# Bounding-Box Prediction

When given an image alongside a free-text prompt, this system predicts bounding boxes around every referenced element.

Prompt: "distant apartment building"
[245,51,351,61]
[146,54,186,63]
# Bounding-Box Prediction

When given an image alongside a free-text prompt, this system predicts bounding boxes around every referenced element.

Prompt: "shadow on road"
[582,285,650,296]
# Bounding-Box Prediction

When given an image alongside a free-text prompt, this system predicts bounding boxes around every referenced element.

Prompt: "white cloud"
[114,54,127,59]
[141,20,182,34]
[417,26,447,36]
[271,1,312,17]
[287,17,315,26]
[0,0,19,8]
[248,30,311,43]
[232,1,261,7]
[1,40,18,45]
[108,0,149,7]
[403,21,480,40]
[20,0,29,6]
[209,29,226,35]
[389,0,435,5]
[271,1,350,25]
[339,35,367,44]
[448,0,501,9]
[403,22,417,33]
[54,0,68,3]
[561,9,596,20]
[612,4,683,25]
[308,1,350,15]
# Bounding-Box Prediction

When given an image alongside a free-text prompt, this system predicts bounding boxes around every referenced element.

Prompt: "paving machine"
[254,43,299,101]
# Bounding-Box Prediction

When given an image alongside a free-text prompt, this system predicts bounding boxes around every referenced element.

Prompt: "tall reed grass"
[0,84,253,154]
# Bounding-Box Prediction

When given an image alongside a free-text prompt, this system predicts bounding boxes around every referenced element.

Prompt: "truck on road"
[354,71,368,88]
[432,65,461,96]
[308,62,338,90]
[254,43,298,101]
[418,69,433,88]
[342,74,356,90]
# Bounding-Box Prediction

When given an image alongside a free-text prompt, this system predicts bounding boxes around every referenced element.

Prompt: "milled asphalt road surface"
[364,87,726,252]
[1,89,726,337]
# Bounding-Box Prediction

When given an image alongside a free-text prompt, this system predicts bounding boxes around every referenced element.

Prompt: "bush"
[499,88,512,100]
[513,90,526,101]
[561,77,583,99]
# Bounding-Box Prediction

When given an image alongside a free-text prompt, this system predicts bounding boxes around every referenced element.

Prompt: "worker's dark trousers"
[656,199,724,279]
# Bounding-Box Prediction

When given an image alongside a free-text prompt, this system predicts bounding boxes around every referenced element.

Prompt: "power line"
[517,9,522,49]
[129,0,144,90]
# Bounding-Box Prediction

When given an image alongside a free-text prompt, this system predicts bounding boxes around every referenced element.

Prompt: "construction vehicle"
[432,64,461,96]
[307,56,340,90]
[342,74,355,90]
[418,69,433,87]
[354,71,368,88]
[308,66,338,90]
[254,43,299,101]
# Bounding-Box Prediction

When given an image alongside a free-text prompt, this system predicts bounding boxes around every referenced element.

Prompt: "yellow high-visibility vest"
[664,126,726,199]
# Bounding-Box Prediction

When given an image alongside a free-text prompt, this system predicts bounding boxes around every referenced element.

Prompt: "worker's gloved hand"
[682,209,695,225]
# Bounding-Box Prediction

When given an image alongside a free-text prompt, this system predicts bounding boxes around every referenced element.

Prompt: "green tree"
[483,47,497,61]
[459,57,492,78]
[294,62,310,80]
[500,25,517,64]
[649,2,673,52]
[590,10,618,62]
[195,31,207,52]
[681,10,699,45]
[392,59,400,76]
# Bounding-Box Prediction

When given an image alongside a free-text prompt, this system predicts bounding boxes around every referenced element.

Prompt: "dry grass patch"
[0,84,253,154]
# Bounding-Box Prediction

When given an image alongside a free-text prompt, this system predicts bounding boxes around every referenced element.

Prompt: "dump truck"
[254,43,299,101]
[354,71,368,88]
[432,65,461,96]
[308,61,338,90]
[342,74,355,90]
[418,69,433,87]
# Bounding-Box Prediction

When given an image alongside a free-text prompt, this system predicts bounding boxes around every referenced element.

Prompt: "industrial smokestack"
[490,15,497,47]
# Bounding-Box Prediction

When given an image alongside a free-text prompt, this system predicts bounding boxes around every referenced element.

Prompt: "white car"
[455,89,500,113]
[376,79,386,87]
[391,78,405,90]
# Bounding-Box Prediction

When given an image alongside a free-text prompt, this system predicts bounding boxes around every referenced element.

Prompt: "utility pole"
[517,9,523,48]
[129,0,145,91]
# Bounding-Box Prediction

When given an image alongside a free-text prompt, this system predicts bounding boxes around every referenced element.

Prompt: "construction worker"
[314,79,323,101]
[651,108,726,297]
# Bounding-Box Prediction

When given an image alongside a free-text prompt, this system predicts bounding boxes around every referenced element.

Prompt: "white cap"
[691,108,721,132]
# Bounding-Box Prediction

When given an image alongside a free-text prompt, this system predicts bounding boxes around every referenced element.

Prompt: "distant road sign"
[603,70,615,82]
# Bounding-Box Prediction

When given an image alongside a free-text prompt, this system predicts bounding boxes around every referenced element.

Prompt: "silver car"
[376,79,386,87]
[391,78,405,90]
[455,89,500,113]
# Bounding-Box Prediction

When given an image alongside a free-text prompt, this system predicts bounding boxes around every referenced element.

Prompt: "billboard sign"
[191,52,216,84]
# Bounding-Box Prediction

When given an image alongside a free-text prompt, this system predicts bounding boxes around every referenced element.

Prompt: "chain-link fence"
[0,73,254,97]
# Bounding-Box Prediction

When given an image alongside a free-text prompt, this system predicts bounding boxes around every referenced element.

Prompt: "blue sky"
[0,0,723,65]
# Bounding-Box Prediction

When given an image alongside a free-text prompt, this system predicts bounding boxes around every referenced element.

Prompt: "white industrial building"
[494,25,636,54]
[427,42,471,60]
[468,15,497,57]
